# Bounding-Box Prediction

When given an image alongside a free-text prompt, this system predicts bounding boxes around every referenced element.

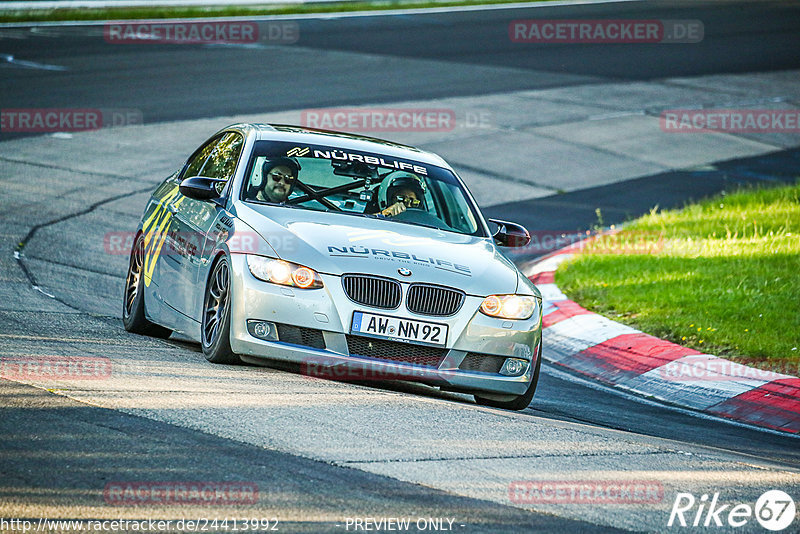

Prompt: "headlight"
[246,255,323,289]
[480,294,538,320]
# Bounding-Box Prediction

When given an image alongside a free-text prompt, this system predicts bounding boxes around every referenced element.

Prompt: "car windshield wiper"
[404,221,446,231]
[253,200,323,212]
[323,210,382,220]
[335,212,449,230]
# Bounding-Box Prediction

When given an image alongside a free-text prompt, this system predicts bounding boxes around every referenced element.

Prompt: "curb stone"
[525,242,800,435]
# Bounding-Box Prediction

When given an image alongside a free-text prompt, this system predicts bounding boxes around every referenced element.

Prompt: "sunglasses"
[395,195,421,208]
[268,171,295,183]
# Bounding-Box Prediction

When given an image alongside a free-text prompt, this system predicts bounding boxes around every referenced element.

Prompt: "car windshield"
[241,141,485,236]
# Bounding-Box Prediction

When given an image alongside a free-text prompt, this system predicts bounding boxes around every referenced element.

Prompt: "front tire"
[201,256,240,364]
[474,339,542,411]
[123,235,172,338]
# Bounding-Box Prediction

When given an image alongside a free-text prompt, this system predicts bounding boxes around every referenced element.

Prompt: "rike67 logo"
[668,490,796,531]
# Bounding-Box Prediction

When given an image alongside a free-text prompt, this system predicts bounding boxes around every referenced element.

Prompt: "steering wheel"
[392,208,454,231]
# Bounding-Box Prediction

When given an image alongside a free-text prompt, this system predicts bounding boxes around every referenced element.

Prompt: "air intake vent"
[342,274,401,309]
[346,335,447,368]
[459,353,506,374]
[407,284,465,316]
[276,324,326,349]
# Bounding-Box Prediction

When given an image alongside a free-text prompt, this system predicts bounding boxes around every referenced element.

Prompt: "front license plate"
[351,311,448,346]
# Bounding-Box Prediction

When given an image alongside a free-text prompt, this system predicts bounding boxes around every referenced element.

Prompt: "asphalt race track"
[2,0,800,532]
[2,0,800,126]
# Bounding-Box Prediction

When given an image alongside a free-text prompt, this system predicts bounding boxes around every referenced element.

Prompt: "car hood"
[236,204,520,296]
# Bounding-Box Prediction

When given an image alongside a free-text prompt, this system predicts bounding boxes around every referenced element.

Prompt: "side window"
[183,136,221,180]
[203,132,244,194]
[182,132,244,196]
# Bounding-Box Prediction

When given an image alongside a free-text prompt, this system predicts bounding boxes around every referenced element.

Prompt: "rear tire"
[123,235,172,338]
[201,256,240,364]
[474,339,542,411]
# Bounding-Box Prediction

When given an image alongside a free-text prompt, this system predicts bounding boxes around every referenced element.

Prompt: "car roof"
[227,123,453,170]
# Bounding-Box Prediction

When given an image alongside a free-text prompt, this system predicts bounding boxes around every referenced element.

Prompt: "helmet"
[262,156,301,180]
[378,172,426,210]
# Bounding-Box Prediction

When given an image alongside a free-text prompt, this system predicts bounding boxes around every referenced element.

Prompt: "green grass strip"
[0,0,552,24]
[556,182,800,368]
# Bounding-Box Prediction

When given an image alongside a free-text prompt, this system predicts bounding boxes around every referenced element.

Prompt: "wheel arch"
[203,246,232,290]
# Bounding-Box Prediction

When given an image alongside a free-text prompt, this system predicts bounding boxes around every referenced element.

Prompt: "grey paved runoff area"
[2,70,800,532]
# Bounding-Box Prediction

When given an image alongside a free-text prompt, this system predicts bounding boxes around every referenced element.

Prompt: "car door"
[158,134,223,315]
[169,131,244,320]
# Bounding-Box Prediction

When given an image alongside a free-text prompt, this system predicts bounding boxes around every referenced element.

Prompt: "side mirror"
[489,219,530,248]
[179,176,225,201]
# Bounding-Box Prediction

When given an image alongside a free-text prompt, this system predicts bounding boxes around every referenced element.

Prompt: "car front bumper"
[227,254,542,397]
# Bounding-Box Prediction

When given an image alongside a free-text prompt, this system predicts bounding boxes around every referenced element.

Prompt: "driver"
[374,172,426,217]
[254,157,301,203]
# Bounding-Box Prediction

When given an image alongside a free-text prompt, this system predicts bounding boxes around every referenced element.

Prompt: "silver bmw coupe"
[124,123,542,410]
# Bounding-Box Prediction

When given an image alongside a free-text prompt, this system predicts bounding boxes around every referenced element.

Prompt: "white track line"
[2,53,67,70]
